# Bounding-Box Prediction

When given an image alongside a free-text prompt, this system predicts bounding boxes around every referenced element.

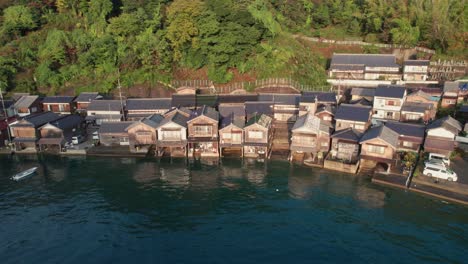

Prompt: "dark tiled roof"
[315,104,335,115]
[331,128,362,142]
[330,53,399,68]
[164,107,192,117]
[375,85,406,98]
[172,94,196,107]
[335,104,371,122]
[0,99,14,110]
[127,114,164,129]
[360,125,399,148]
[427,116,462,134]
[42,96,75,104]
[258,94,300,105]
[74,92,101,103]
[443,82,459,92]
[196,95,218,107]
[246,114,272,128]
[18,112,60,128]
[189,105,219,122]
[159,112,189,128]
[404,60,430,66]
[302,92,337,103]
[219,105,245,119]
[99,121,134,134]
[126,98,171,110]
[331,64,365,71]
[351,88,375,97]
[87,100,123,111]
[349,97,373,106]
[401,102,433,113]
[217,94,258,104]
[220,116,245,129]
[459,105,468,113]
[43,114,82,130]
[385,121,425,138]
[245,101,273,116]
[14,95,39,109]
[292,112,331,134]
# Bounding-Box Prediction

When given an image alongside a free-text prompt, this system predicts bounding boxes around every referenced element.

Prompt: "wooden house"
[13,95,42,117]
[125,114,163,153]
[424,116,462,157]
[349,97,373,106]
[98,121,134,146]
[219,116,244,157]
[37,115,83,152]
[243,114,273,158]
[400,102,435,123]
[258,94,300,122]
[74,92,102,113]
[10,112,60,151]
[403,60,429,81]
[156,111,189,157]
[86,100,124,125]
[359,125,399,173]
[350,88,375,101]
[441,82,460,108]
[406,89,439,109]
[290,112,332,162]
[187,106,220,158]
[328,53,401,80]
[0,117,16,146]
[385,121,426,153]
[324,128,363,174]
[314,104,335,122]
[372,85,407,121]
[126,98,172,121]
[42,96,76,114]
[299,92,337,116]
[335,104,372,132]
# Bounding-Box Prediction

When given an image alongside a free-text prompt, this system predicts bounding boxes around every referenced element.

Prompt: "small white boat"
[11,167,38,181]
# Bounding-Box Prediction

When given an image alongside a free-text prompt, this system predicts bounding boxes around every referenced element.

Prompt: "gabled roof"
[301,92,337,104]
[401,102,433,113]
[12,93,30,102]
[220,116,245,129]
[360,125,399,148]
[14,95,39,109]
[258,94,300,105]
[126,98,172,111]
[217,94,258,104]
[159,112,189,128]
[13,112,60,128]
[404,60,430,66]
[196,95,218,107]
[189,105,219,122]
[350,88,375,97]
[245,101,273,116]
[315,104,335,115]
[40,114,82,130]
[407,90,432,101]
[219,104,245,119]
[427,116,462,134]
[335,104,372,122]
[74,92,101,103]
[292,112,330,134]
[375,85,406,98]
[246,114,272,128]
[443,82,459,93]
[331,128,362,142]
[164,107,192,117]
[42,96,75,104]
[385,121,425,138]
[99,121,134,134]
[126,114,164,130]
[87,100,123,112]
[0,99,14,110]
[172,94,196,108]
[330,53,399,68]
[349,97,373,106]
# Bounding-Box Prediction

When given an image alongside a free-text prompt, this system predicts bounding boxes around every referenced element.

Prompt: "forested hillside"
[0,0,466,95]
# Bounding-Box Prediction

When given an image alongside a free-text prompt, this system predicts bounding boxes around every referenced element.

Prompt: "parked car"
[424,159,447,168]
[71,135,84,145]
[423,163,458,181]
[428,153,450,166]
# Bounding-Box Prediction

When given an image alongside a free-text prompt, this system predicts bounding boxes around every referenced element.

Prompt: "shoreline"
[3,146,467,206]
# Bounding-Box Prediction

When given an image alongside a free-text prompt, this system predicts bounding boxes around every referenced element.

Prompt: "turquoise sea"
[0,155,467,263]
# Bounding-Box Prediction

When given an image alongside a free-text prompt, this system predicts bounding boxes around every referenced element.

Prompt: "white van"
[423,164,457,181]
[428,153,450,166]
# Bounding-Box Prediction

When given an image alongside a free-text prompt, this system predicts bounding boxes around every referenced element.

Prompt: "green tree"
[1,5,39,37]
[390,18,420,46]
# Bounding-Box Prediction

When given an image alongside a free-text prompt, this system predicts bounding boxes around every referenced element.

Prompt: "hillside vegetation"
[0,0,466,95]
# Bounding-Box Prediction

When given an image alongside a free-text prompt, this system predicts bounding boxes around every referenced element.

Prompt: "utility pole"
[0,87,12,145]
[117,70,125,121]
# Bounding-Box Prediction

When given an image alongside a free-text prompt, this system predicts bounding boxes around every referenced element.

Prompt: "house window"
[386,100,395,106]
[248,131,263,139]
[403,141,413,148]
[323,116,332,121]
[321,142,328,147]
[232,133,241,143]
[367,145,385,154]
[386,112,394,118]
[121,137,129,143]
[161,130,180,140]
[193,125,212,136]
[354,124,365,130]
[59,104,65,112]
[374,110,378,114]
[406,114,420,120]
[47,105,52,111]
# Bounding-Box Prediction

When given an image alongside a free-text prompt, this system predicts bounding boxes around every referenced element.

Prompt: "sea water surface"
[0,155,467,263]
